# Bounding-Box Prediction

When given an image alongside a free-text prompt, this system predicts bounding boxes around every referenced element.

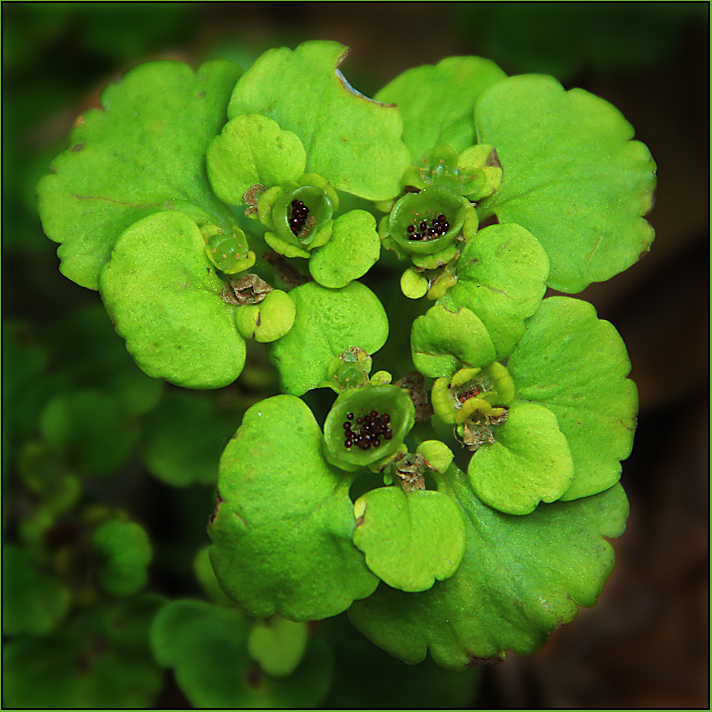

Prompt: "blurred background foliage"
[3,2,708,708]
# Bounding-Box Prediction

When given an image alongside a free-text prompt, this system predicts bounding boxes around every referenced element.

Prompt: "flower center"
[343,410,392,450]
[406,214,450,241]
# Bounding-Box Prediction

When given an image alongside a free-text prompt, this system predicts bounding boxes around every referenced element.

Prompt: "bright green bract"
[508,297,638,500]
[208,395,378,621]
[352,487,466,592]
[438,223,550,359]
[475,74,656,293]
[266,281,389,396]
[375,56,507,160]
[100,211,246,389]
[228,40,410,201]
[349,467,628,669]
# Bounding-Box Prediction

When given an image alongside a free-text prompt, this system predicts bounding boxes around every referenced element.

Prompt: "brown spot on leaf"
[71,143,84,152]
[208,490,224,525]
[486,148,502,170]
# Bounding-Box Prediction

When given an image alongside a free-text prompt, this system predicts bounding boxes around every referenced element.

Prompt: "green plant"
[22,38,654,706]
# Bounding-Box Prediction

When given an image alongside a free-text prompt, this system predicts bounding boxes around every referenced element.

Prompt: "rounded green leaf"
[92,519,152,597]
[349,466,628,669]
[323,384,415,470]
[37,58,243,290]
[2,544,71,637]
[141,389,243,487]
[266,281,388,396]
[207,113,306,205]
[353,487,466,592]
[100,210,246,389]
[39,390,139,477]
[235,289,296,343]
[375,56,507,160]
[309,210,380,288]
[151,600,332,708]
[209,395,378,620]
[467,402,574,515]
[508,297,638,500]
[411,305,496,379]
[438,223,549,359]
[400,268,429,299]
[228,40,410,200]
[247,616,309,678]
[475,74,656,293]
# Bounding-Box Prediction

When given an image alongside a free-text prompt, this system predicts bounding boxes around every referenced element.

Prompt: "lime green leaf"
[309,210,380,288]
[376,56,507,160]
[266,281,388,396]
[508,297,637,500]
[324,614,481,709]
[476,74,656,292]
[141,389,243,487]
[39,390,138,477]
[228,40,410,201]
[353,487,466,592]
[467,403,574,515]
[248,616,309,678]
[37,58,243,290]
[2,598,163,708]
[100,211,246,389]
[438,223,549,359]
[209,395,378,620]
[207,113,306,205]
[349,467,628,669]
[92,519,152,597]
[411,305,496,378]
[151,600,332,708]
[235,289,296,342]
[2,544,71,637]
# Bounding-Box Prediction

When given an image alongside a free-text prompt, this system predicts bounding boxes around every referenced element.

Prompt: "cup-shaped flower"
[432,363,515,426]
[323,384,415,470]
[388,186,477,256]
[201,225,256,274]
[258,174,339,258]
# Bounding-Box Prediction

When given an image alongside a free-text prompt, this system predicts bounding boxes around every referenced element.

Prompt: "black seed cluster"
[343,410,392,450]
[289,200,310,235]
[406,214,449,241]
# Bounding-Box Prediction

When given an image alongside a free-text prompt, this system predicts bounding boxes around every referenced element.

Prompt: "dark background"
[3,2,709,708]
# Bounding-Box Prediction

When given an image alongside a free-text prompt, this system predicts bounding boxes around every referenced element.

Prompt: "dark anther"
[346,413,354,420]
[407,225,415,233]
